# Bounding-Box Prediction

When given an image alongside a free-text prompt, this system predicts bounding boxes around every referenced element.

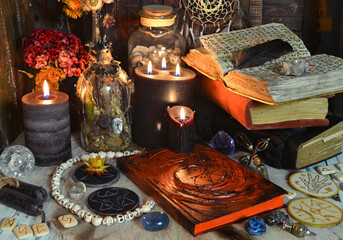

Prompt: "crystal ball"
[70,182,87,200]
[0,145,35,179]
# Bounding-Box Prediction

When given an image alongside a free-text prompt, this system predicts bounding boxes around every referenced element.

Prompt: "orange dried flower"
[83,155,110,177]
[60,0,83,19]
[63,5,83,19]
[35,66,66,91]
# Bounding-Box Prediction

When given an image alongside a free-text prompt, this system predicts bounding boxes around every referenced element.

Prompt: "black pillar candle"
[22,86,71,166]
[167,105,195,153]
[133,63,195,149]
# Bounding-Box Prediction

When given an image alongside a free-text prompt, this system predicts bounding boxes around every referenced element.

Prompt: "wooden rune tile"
[0,217,18,231]
[12,225,33,239]
[32,223,50,237]
[58,214,78,228]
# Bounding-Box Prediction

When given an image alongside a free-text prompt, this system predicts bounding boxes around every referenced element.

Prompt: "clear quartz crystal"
[0,145,35,179]
[70,182,87,200]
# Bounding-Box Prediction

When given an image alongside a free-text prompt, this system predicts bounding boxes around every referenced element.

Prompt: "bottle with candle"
[76,39,133,152]
[128,4,186,79]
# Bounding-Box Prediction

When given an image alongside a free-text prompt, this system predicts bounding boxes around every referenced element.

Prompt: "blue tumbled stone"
[244,216,266,235]
[141,212,169,231]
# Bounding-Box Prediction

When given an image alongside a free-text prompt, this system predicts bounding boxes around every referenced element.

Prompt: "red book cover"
[198,74,329,130]
[117,144,286,236]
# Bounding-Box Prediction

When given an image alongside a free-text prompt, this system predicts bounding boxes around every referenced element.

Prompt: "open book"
[197,74,330,130]
[183,23,343,105]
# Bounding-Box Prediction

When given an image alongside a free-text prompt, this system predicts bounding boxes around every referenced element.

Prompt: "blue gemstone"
[141,212,169,231]
[244,216,266,235]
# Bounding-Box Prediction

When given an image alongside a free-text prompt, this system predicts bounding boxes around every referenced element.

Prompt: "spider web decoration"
[181,0,237,28]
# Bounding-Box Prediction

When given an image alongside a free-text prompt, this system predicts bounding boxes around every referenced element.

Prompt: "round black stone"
[72,164,120,188]
[87,187,139,216]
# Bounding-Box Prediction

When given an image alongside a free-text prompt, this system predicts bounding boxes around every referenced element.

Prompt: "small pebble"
[264,210,289,226]
[244,216,266,235]
[141,212,169,231]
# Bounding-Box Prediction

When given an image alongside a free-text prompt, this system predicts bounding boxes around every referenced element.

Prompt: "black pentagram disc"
[87,187,140,216]
[72,164,120,188]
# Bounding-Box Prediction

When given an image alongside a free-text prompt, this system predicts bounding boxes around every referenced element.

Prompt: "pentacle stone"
[72,164,120,188]
[0,145,35,179]
[87,187,139,216]
[244,216,266,235]
[141,212,169,231]
[209,130,235,155]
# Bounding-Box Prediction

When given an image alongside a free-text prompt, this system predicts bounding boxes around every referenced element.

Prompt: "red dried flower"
[23,29,90,77]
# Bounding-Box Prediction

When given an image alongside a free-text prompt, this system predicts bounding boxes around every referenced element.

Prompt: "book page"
[200,23,311,74]
[227,54,343,103]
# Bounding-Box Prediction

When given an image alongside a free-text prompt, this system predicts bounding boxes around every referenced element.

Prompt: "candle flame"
[180,107,186,123]
[175,64,180,77]
[147,61,152,75]
[162,57,166,70]
[43,80,50,99]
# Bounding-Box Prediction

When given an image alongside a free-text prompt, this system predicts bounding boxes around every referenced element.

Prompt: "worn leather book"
[117,144,286,236]
[183,23,343,105]
[198,74,330,130]
[194,94,343,169]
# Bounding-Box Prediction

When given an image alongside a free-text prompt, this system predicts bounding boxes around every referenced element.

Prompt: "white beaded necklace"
[50,150,155,226]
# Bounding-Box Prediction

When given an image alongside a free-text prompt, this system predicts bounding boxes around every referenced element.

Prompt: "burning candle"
[175,64,180,77]
[161,57,167,70]
[133,62,196,149]
[148,60,152,75]
[167,105,195,153]
[22,81,71,166]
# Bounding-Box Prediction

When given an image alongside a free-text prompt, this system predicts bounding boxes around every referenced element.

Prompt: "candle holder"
[167,106,195,153]
[128,5,186,79]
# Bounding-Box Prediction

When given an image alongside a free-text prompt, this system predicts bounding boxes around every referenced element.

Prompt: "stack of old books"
[183,23,343,169]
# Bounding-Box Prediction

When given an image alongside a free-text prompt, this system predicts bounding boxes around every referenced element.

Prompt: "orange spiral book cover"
[117,144,287,236]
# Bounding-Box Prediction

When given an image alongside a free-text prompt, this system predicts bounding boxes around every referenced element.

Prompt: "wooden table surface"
[0,132,342,240]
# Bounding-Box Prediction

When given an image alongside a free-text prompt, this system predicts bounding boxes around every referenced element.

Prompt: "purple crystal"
[209,130,235,155]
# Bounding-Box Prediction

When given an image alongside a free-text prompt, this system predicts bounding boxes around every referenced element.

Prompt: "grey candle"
[22,89,71,166]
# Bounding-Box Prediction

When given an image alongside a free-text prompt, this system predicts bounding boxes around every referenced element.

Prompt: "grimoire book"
[117,144,286,236]
[183,23,343,105]
[197,74,330,130]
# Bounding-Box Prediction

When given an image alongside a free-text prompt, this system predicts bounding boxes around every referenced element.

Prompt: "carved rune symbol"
[89,189,135,211]
[187,165,224,186]
[299,173,331,193]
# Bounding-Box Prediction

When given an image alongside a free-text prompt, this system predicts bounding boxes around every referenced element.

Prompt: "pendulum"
[282,221,317,237]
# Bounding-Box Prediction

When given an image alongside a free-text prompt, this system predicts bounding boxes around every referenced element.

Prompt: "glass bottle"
[128,5,186,79]
[76,39,133,152]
